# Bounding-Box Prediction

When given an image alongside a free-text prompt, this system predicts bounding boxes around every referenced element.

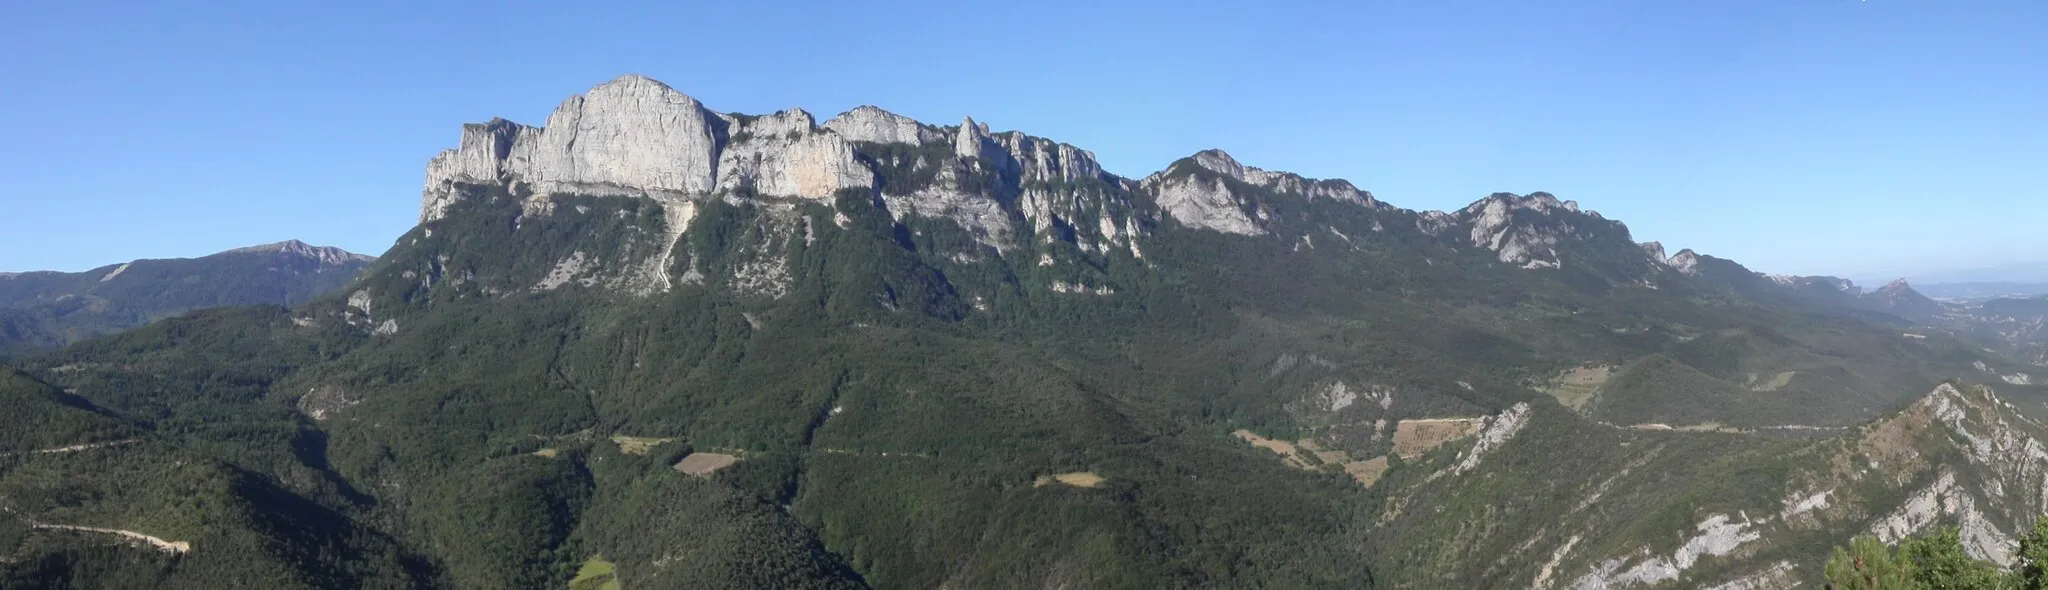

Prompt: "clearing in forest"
[1390,418,1483,458]
[532,448,559,458]
[672,452,739,476]
[1232,429,1315,468]
[610,435,672,456]
[1034,472,1106,488]
[1296,439,1353,466]
[1345,456,1391,487]
[1748,371,1798,391]
[1537,365,1612,410]
[1234,429,1389,487]
[569,555,620,590]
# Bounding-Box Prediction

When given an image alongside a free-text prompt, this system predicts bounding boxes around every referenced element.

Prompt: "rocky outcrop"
[1567,514,1762,590]
[1457,193,1591,269]
[1661,249,1701,275]
[716,108,873,201]
[421,74,1752,286]
[822,106,941,145]
[1640,242,1705,275]
[422,75,871,222]
[1860,279,1944,320]
[224,239,375,266]
[1453,402,1531,475]
[423,76,1137,256]
[517,74,723,197]
[1185,149,1375,207]
[1146,168,1264,235]
[1139,149,1384,236]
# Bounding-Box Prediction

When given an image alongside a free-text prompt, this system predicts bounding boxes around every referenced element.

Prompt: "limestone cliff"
[415,74,1830,296]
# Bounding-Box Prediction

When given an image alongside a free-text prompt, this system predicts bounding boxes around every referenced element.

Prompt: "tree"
[2017,517,2048,590]
[1897,527,2002,589]
[1825,535,1915,590]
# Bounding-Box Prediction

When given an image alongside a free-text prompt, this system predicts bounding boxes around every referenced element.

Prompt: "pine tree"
[1825,536,1914,590]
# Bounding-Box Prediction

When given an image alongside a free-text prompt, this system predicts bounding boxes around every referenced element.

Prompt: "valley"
[1,74,2043,589]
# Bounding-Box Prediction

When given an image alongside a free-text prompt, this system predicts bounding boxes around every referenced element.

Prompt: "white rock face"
[954,117,993,160]
[1141,149,1386,236]
[1459,193,1583,268]
[1137,149,1395,237]
[1874,382,2048,567]
[1187,150,1374,206]
[883,180,1015,246]
[516,75,722,196]
[1779,488,1832,520]
[422,75,873,224]
[1454,402,1532,475]
[997,130,1104,185]
[822,106,938,145]
[1568,514,1760,590]
[1148,173,1263,235]
[1662,249,1701,275]
[716,109,873,202]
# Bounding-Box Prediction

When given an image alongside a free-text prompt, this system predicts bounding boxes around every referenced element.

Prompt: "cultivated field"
[1390,418,1483,458]
[1034,472,1106,488]
[610,435,672,456]
[672,452,739,476]
[1537,364,1613,410]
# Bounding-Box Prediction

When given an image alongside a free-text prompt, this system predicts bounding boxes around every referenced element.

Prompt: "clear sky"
[2,0,2042,280]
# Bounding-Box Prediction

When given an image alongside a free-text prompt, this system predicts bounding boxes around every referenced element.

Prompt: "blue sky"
[2,0,2042,281]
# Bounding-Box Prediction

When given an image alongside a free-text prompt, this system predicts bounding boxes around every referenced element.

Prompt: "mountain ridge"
[417,74,1793,296]
[5,74,2042,589]
[0,240,374,354]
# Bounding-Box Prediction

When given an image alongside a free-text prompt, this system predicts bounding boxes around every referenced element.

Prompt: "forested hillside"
[0,241,372,355]
[2,75,2039,589]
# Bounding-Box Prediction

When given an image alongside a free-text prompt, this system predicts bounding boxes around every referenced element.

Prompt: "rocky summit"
[417,75,1692,289]
[6,74,2046,590]
[0,240,372,354]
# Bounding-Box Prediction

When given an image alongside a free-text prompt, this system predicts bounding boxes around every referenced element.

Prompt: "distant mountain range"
[1906,261,2048,285]
[1911,281,2048,301]
[3,75,2045,588]
[0,240,373,354]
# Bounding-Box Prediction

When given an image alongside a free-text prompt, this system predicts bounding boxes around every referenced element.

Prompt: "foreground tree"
[1897,527,2003,589]
[2019,518,2048,590]
[1825,518,2048,589]
[1825,535,1915,590]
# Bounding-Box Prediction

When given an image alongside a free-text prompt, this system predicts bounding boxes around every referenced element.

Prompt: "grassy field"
[1346,456,1390,487]
[1232,429,1315,468]
[569,556,619,590]
[671,452,738,476]
[1536,365,1612,410]
[608,435,672,456]
[1033,472,1106,488]
[1390,418,1482,458]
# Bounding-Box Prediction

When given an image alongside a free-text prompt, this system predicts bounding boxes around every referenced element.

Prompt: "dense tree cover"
[0,166,2019,589]
[0,244,369,355]
[1824,521,2048,589]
